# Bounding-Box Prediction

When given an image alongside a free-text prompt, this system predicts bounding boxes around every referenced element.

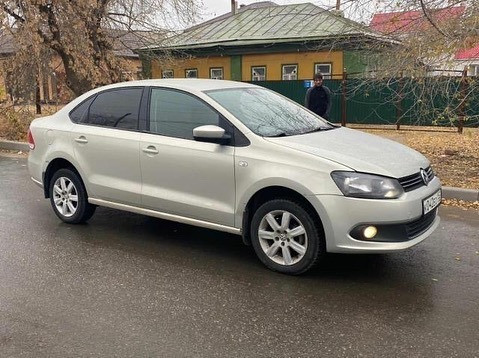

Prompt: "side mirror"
[193,125,231,145]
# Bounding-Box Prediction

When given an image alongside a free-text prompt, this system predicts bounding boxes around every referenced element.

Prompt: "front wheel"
[250,199,325,275]
[49,168,96,224]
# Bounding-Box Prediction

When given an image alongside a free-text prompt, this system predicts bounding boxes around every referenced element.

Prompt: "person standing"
[305,72,332,120]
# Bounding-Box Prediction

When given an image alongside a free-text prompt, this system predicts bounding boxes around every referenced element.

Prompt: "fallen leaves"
[441,198,479,210]
[0,149,28,158]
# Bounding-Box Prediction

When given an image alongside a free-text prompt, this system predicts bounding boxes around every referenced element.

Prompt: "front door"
[140,88,235,227]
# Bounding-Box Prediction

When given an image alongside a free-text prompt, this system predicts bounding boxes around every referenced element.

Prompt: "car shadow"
[68,208,427,281]
[53,207,438,312]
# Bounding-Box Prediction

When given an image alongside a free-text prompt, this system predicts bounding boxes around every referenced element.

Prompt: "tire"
[250,199,325,275]
[49,168,96,224]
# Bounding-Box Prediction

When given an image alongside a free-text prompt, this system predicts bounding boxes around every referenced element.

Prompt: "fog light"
[363,226,378,239]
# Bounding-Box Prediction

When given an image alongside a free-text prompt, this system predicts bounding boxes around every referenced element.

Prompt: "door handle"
[142,146,159,155]
[75,136,88,144]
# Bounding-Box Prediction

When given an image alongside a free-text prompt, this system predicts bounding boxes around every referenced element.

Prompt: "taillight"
[27,128,35,150]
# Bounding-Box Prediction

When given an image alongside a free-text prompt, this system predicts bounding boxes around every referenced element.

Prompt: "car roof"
[59,79,260,115]
[97,79,258,92]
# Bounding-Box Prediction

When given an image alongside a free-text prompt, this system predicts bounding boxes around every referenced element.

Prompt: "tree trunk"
[35,77,42,115]
[59,53,95,97]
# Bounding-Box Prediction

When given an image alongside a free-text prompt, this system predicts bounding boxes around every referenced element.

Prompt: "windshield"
[205,87,334,137]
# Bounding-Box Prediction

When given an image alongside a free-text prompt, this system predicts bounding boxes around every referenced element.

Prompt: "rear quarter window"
[69,96,95,123]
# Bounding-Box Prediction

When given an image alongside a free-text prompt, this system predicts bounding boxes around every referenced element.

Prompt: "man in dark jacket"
[305,72,332,120]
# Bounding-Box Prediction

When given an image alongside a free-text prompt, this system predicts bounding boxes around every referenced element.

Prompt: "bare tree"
[1,0,197,97]
[322,0,479,128]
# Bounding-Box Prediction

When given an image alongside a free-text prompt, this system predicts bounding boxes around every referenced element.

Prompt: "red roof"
[370,6,465,34]
[455,44,479,60]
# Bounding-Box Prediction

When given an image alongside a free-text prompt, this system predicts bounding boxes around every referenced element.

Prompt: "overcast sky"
[199,0,333,20]
[197,0,381,24]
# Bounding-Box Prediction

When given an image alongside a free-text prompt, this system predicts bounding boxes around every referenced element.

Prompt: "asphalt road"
[1,155,478,358]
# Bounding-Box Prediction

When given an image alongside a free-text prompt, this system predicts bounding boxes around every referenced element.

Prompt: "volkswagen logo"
[420,169,429,185]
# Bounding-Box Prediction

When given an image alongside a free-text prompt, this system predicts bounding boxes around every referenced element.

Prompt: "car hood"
[264,127,429,178]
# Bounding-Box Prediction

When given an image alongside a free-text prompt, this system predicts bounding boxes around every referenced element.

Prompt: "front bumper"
[308,176,441,253]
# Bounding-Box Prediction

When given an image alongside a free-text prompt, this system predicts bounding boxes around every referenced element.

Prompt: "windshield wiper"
[267,132,288,137]
[302,126,337,134]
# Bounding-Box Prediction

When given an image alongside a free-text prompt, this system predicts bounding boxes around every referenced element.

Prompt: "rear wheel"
[49,168,96,224]
[250,199,324,275]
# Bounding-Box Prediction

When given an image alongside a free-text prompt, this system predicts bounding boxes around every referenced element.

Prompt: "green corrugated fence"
[248,78,479,127]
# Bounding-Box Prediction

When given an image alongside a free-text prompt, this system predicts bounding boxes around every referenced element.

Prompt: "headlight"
[331,171,404,199]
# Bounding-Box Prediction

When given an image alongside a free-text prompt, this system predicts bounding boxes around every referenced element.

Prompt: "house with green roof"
[139,1,391,82]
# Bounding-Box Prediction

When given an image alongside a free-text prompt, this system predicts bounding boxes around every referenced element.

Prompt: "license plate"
[423,190,441,215]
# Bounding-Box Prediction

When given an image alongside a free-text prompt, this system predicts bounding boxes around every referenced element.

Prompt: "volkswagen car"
[27,79,441,275]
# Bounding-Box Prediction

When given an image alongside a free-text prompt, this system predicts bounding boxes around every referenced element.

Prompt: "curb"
[442,187,479,202]
[0,140,29,152]
[1,140,478,202]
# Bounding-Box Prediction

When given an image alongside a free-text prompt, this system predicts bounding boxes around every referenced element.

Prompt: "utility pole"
[336,0,340,10]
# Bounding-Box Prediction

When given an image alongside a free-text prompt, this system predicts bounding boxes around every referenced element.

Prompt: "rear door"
[71,87,144,205]
[139,88,236,226]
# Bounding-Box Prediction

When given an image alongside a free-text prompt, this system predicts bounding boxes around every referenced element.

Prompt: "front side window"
[162,70,174,78]
[149,88,220,140]
[206,88,333,137]
[282,65,297,80]
[87,88,143,129]
[251,66,266,81]
[210,68,223,80]
[314,63,332,79]
[185,69,198,78]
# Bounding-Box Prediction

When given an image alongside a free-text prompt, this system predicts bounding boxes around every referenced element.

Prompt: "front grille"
[399,167,435,192]
[405,209,437,239]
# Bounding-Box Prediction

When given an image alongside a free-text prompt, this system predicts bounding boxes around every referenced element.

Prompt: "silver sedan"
[28,79,441,274]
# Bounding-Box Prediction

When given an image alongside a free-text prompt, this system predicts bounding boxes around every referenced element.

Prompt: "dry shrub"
[0,107,34,142]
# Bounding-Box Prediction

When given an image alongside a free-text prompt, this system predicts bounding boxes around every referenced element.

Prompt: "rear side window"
[69,97,95,123]
[87,88,143,130]
[149,88,220,140]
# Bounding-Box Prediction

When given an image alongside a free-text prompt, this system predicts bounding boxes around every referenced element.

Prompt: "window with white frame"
[185,69,198,78]
[282,65,297,80]
[210,68,223,80]
[469,64,479,76]
[162,70,173,78]
[314,63,332,79]
[252,66,266,81]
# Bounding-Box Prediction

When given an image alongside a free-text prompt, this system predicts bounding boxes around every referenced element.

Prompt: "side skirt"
[88,198,242,235]
[31,177,43,188]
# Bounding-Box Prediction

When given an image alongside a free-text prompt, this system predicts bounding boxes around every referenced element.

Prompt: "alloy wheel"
[53,177,79,218]
[258,210,308,266]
